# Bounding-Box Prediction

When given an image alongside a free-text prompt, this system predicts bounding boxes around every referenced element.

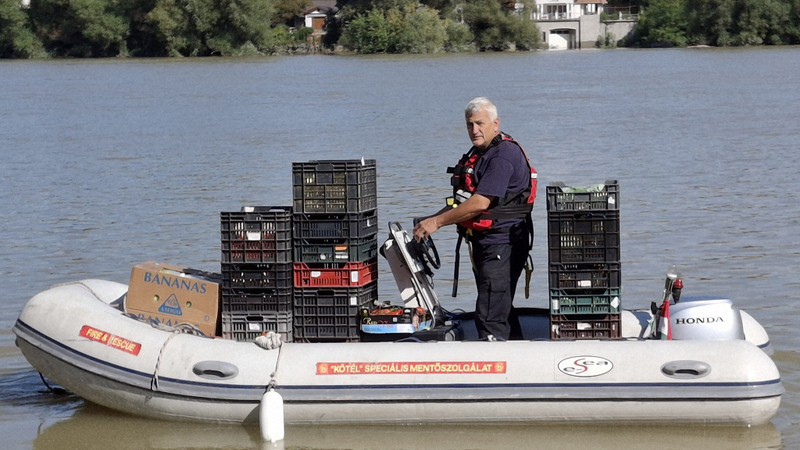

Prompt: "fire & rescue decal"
[316,361,506,375]
[79,325,142,356]
[558,356,613,377]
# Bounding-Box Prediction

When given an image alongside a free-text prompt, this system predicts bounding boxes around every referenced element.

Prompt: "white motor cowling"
[670,296,745,340]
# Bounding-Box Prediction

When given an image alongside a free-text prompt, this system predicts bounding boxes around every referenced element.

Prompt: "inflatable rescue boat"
[13,224,783,426]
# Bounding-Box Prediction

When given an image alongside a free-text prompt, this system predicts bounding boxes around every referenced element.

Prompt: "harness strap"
[452,233,463,297]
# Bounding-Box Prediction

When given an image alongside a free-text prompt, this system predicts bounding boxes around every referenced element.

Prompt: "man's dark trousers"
[471,236,528,340]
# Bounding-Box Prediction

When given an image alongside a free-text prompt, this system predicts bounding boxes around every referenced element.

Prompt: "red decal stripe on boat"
[79,325,142,356]
[316,361,506,375]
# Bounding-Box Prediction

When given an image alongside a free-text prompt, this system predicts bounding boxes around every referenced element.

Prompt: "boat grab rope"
[254,331,282,350]
[151,330,180,391]
[52,281,105,304]
[142,318,209,337]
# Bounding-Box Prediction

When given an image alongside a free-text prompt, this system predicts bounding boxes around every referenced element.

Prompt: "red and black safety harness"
[446,132,537,296]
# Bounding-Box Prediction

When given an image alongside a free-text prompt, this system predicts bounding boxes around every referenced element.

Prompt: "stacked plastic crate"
[291,160,379,341]
[547,181,621,339]
[220,206,294,342]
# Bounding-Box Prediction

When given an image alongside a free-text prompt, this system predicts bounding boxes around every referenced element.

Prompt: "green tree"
[145,0,201,55]
[273,0,310,26]
[146,0,275,56]
[419,0,456,18]
[390,3,447,52]
[462,0,539,50]
[633,0,688,46]
[0,0,47,58]
[340,3,453,53]
[787,0,800,42]
[730,0,790,44]
[120,0,162,56]
[444,19,474,51]
[503,1,540,49]
[684,0,735,44]
[28,0,129,56]
[339,7,390,52]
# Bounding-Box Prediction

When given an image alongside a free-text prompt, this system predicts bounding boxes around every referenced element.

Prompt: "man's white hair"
[465,97,498,121]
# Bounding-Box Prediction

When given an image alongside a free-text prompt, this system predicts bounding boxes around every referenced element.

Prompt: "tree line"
[628,0,800,46]
[0,0,540,57]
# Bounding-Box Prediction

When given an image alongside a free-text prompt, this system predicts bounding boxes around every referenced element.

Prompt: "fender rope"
[266,341,287,393]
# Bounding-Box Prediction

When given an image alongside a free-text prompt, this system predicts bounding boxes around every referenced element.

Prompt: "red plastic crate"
[293,259,378,288]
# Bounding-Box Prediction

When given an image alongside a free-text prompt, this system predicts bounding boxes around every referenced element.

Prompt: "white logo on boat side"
[558,356,613,377]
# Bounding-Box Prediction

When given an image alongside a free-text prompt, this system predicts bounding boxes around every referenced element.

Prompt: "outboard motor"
[670,296,745,340]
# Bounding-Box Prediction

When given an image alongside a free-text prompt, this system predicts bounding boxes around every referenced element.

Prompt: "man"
[413,97,536,340]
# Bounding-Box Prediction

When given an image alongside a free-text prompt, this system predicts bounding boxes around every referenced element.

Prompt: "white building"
[525,0,636,50]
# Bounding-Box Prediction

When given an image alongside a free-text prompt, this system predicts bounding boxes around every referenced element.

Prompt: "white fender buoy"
[260,389,285,442]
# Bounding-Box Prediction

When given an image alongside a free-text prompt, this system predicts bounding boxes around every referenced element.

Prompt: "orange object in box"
[125,261,221,336]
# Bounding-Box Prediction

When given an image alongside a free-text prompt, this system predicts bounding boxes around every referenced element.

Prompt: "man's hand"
[413,217,440,242]
[412,194,493,241]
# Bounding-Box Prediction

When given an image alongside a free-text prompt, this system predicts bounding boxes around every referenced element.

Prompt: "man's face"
[466,109,499,151]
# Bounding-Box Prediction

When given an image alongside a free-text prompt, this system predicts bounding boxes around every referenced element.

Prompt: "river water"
[1,47,799,449]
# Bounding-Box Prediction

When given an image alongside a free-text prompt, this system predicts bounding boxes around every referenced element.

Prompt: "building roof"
[303,5,333,15]
[310,0,336,8]
[303,0,336,15]
[576,0,607,3]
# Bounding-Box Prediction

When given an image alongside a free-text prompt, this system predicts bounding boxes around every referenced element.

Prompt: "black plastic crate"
[292,160,377,213]
[222,312,293,342]
[548,262,621,291]
[548,211,620,263]
[221,263,293,290]
[293,283,378,313]
[292,210,378,240]
[294,314,359,341]
[292,159,377,186]
[293,236,378,263]
[547,181,619,212]
[221,207,292,264]
[549,289,621,315]
[292,283,378,341]
[221,287,292,313]
[550,313,621,340]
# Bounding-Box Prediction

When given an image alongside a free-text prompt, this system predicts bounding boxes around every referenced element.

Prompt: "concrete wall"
[536,17,637,49]
[601,20,637,45]
[579,15,602,48]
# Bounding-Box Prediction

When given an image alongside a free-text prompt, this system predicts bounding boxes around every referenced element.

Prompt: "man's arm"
[412,194,492,240]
